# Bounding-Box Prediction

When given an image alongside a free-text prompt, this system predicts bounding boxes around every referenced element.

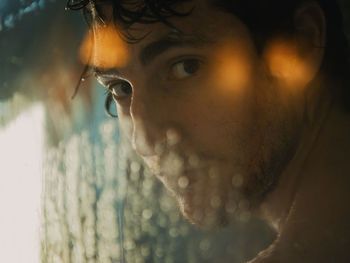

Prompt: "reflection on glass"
[1,0,350,262]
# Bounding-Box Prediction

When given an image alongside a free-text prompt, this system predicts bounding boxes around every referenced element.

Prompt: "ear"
[294,1,326,74]
[262,1,326,90]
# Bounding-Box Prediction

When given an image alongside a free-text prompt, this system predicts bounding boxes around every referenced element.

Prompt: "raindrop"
[166,128,181,146]
[124,240,136,250]
[141,245,150,257]
[169,228,178,238]
[154,141,165,155]
[178,176,189,189]
[142,209,152,220]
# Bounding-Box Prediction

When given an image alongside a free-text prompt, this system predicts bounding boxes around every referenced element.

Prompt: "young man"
[69,0,350,261]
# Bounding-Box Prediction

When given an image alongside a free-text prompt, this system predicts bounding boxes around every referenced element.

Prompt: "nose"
[129,88,167,157]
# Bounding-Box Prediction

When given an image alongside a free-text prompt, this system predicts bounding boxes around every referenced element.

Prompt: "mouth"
[154,158,238,228]
[160,168,200,193]
[142,149,224,205]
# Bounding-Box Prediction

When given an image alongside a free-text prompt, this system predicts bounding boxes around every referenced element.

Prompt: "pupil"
[184,59,199,74]
[121,83,132,94]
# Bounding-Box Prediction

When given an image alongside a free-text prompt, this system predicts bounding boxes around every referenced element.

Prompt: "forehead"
[94,0,249,44]
[89,0,255,73]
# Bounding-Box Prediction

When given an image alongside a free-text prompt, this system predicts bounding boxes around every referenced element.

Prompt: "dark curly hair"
[67,0,350,114]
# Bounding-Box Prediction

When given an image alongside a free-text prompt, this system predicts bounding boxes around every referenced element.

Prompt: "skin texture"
[93,0,350,261]
[96,0,304,223]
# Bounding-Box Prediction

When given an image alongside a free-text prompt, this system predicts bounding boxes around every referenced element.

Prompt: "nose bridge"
[129,86,165,156]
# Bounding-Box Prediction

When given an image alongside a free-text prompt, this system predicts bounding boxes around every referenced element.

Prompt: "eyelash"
[168,58,202,80]
[100,57,202,118]
[104,81,133,118]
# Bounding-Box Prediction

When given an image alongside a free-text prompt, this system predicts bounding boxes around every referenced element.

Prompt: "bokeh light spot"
[264,39,313,88]
[79,23,129,69]
[211,42,252,92]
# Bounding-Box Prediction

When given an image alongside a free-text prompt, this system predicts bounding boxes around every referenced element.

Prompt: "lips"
[162,166,203,189]
[142,147,215,202]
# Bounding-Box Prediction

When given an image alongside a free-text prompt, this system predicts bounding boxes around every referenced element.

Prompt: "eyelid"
[95,77,126,99]
[167,56,203,80]
[107,81,133,102]
[167,55,203,67]
[95,74,110,87]
[105,80,127,93]
[95,74,129,89]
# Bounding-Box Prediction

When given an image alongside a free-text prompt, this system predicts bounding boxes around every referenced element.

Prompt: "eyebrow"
[93,32,209,78]
[139,33,208,66]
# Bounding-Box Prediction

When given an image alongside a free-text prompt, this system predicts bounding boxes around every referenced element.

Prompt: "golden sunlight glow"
[79,23,129,69]
[0,103,44,263]
[211,42,252,92]
[264,39,312,88]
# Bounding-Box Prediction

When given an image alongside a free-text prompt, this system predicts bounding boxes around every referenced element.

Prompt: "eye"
[107,81,132,100]
[169,59,201,80]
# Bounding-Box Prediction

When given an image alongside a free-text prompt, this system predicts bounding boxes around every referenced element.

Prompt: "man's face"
[95,0,306,227]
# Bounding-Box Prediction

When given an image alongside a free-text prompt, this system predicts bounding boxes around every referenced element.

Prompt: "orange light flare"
[263,39,313,90]
[210,42,253,93]
[79,23,129,69]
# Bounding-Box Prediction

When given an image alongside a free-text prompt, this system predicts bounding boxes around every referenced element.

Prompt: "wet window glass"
[1,1,350,262]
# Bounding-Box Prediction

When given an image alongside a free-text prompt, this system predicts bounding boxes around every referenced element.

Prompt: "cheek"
[178,51,262,157]
[174,84,259,159]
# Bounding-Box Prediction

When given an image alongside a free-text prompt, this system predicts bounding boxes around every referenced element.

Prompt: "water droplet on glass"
[169,228,178,238]
[178,176,189,189]
[166,128,181,146]
[142,209,152,220]
[225,201,237,214]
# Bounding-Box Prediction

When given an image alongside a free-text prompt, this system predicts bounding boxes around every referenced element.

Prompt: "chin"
[172,188,233,229]
[157,166,253,228]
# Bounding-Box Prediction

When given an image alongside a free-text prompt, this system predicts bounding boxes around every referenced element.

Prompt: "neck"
[254,80,350,261]
[258,78,333,230]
